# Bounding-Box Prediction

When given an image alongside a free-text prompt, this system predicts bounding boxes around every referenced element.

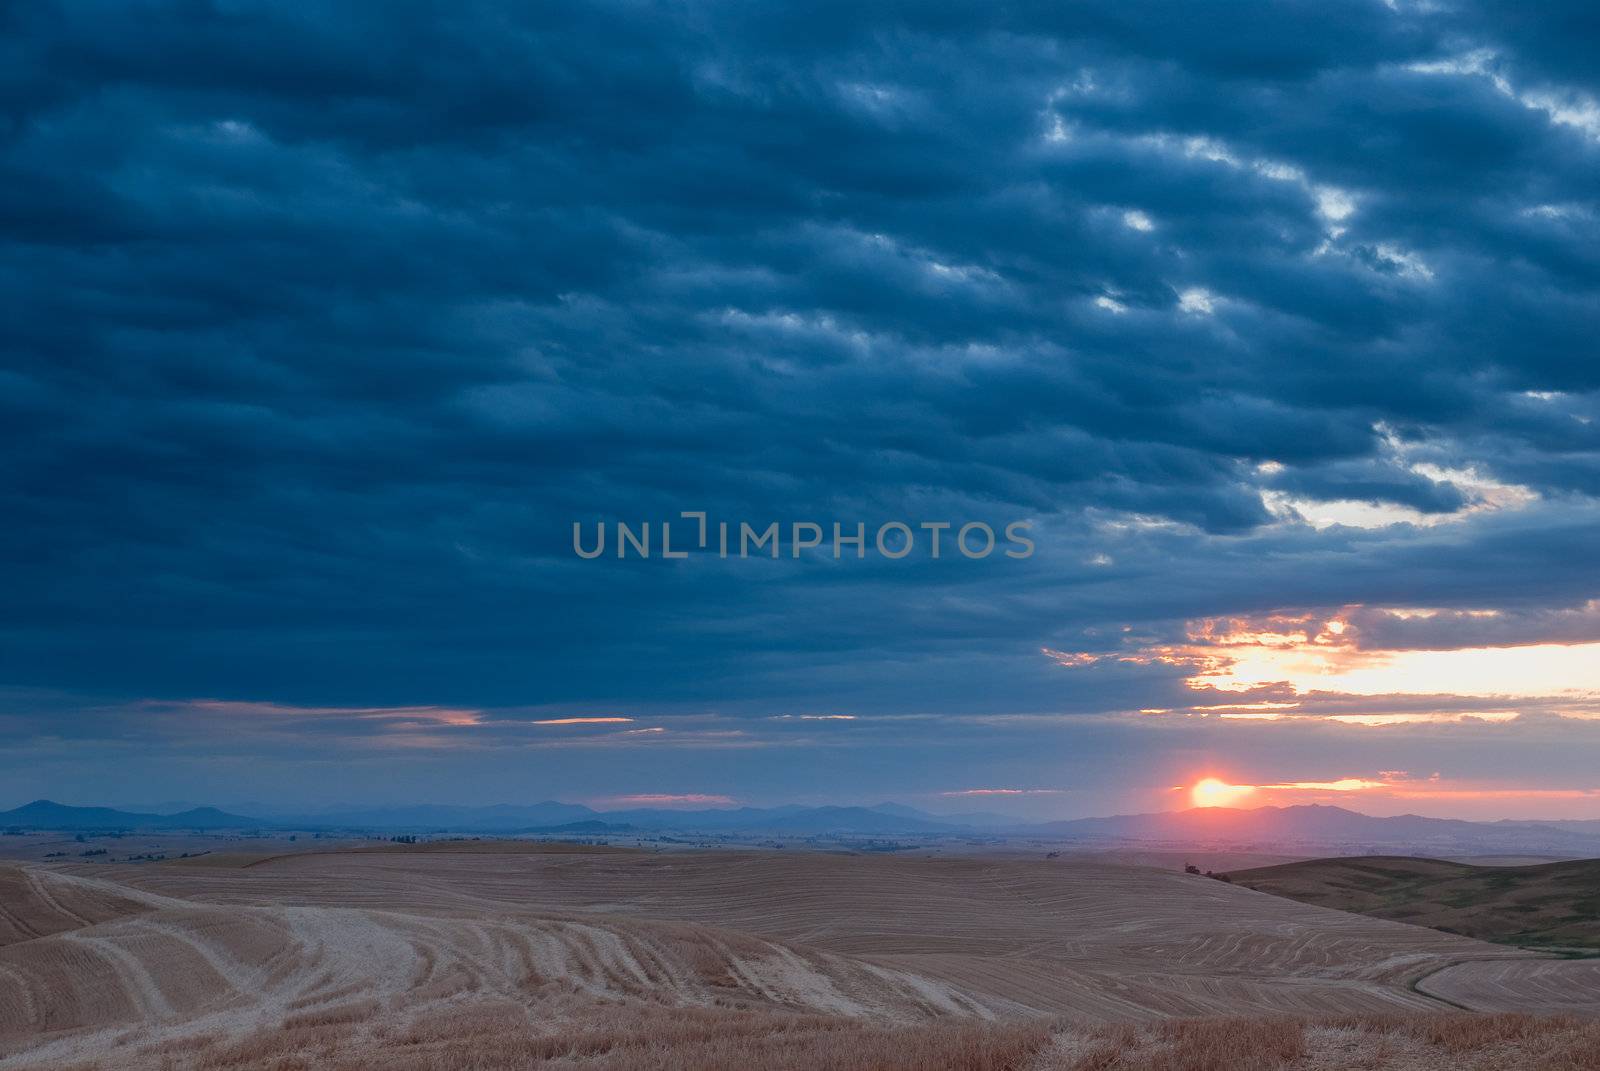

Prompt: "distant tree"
[1184,864,1201,875]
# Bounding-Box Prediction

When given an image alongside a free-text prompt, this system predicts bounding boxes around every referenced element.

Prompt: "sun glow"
[1178,774,1600,818]
[1191,778,1256,808]
[1050,609,1600,702]
[1195,640,1600,697]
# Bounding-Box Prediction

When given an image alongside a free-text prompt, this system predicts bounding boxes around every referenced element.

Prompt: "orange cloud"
[1384,787,1600,801]
[1263,778,1385,791]
[1048,607,1600,704]
[1324,711,1519,726]
[1201,640,1600,698]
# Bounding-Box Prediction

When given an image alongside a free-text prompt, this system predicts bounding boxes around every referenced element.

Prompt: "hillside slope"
[1230,856,1600,955]
[0,865,152,946]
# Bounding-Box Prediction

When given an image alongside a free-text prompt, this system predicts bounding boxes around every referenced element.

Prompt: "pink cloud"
[154,699,482,726]
[768,714,857,721]
[602,793,736,807]
[940,787,1063,797]
[530,716,635,725]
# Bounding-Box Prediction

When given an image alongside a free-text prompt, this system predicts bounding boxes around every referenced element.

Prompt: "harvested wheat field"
[1,848,1597,1069]
[1231,856,1600,956]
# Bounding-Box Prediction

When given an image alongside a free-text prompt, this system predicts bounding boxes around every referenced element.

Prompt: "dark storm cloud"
[2,0,1599,804]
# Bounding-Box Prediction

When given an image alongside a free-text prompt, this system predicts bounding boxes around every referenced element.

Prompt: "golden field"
[1,844,1596,1069]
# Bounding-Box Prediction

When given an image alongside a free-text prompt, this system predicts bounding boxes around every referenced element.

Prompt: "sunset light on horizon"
[1178,772,1600,820]
[1190,778,1257,808]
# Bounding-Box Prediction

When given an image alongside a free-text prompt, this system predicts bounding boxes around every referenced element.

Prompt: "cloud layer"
[2,1,1598,813]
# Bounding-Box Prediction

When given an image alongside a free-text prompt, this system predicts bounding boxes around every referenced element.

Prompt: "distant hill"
[1231,855,1600,955]
[1500,818,1600,836]
[0,800,266,830]
[590,805,812,830]
[280,802,810,832]
[526,819,635,834]
[513,804,954,834]
[758,806,960,834]
[870,802,1018,828]
[1030,804,1600,855]
[9,797,1600,855]
[276,802,598,830]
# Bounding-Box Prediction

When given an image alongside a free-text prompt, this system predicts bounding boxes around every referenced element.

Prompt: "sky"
[2,1,1598,819]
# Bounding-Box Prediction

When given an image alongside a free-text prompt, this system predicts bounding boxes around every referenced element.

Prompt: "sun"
[1191,778,1256,808]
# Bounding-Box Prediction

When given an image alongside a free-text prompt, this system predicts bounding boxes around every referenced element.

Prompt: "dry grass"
[83,1003,1049,1071]
[1041,1018,1306,1071]
[560,1017,1051,1071]
[1310,1012,1600,1070]
[1036,1013,1600,1071]
[278,1000,380,1031]
[32,1011,1600,1071]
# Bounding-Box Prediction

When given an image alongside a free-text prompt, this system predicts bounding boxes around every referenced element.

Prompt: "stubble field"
[1,843,1597,1069]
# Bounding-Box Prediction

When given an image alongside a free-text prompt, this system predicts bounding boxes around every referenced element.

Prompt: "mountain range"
[0,800,263,831]
[1031,804,1600,854]
[5,798,1600,856]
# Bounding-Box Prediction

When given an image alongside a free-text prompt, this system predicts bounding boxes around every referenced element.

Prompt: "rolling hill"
[3,847,1599,1069]
[1230,856,1600,956]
